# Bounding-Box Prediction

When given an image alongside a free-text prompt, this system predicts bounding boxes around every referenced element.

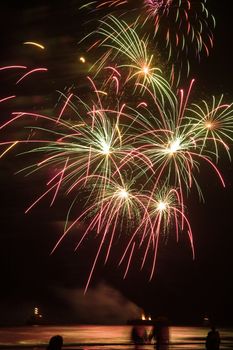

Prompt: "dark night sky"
[0,1,233,326]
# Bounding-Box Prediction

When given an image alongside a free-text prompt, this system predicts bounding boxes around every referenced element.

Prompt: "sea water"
[0,325,232,350]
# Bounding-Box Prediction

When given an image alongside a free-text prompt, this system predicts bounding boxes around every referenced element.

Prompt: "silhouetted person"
[150,317,169,350]
[131,325,147,349]
[206,326,220,350]
[47,335,63,350]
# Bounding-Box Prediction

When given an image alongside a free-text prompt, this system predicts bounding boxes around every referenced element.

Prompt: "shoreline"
[1,340,233,349]
[0,325,232,349]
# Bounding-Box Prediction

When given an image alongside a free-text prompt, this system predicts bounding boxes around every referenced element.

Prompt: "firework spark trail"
[1,2,233,288]
[0,141,18,158]
[0,95,16,103]
[15,68,48,84]
[0,65,27,71]
[23,41,45,50]
[80,0,215,86]
[144,0,215,51]
[0,85,154,204]
[129,81,231,200]
[187,96,233,160]
[47,174,150,291]
[0,91,195,285]
[0,65,48,86]
[143,0,215,85]
[1,74,233,285]
[117,185,194,281]
[87,16,176,107]
[50,174,193,290]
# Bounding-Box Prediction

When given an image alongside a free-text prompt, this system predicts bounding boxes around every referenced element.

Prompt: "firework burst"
[81,0,215,86]
[129,80,228,201]
[187,95,233,160]
[1,1,233,289]
[86,16,176,106]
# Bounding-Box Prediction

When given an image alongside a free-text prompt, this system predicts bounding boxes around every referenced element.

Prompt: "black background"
[0,1,233,326]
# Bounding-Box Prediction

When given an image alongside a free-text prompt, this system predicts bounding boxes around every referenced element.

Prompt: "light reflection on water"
[0,325,232,350]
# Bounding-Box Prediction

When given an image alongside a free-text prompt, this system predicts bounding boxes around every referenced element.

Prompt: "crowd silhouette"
[46,322,221,350]
[131,316,170,349]
[206,326,220,350]
[47,335,63,350]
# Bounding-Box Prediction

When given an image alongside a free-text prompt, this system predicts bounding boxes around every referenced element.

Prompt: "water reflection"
[0,325,232,349]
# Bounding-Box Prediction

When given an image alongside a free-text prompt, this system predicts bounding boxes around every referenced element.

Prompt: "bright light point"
[100,141,111,155]
[80,56,86,63]
[168,139,181,154]
[205,121,213,129]
[118,188,129,199]
[142,66,149,75]
[157,201,167,211]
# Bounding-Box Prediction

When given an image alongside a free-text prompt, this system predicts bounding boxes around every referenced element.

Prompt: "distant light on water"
[0,325,232,348]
